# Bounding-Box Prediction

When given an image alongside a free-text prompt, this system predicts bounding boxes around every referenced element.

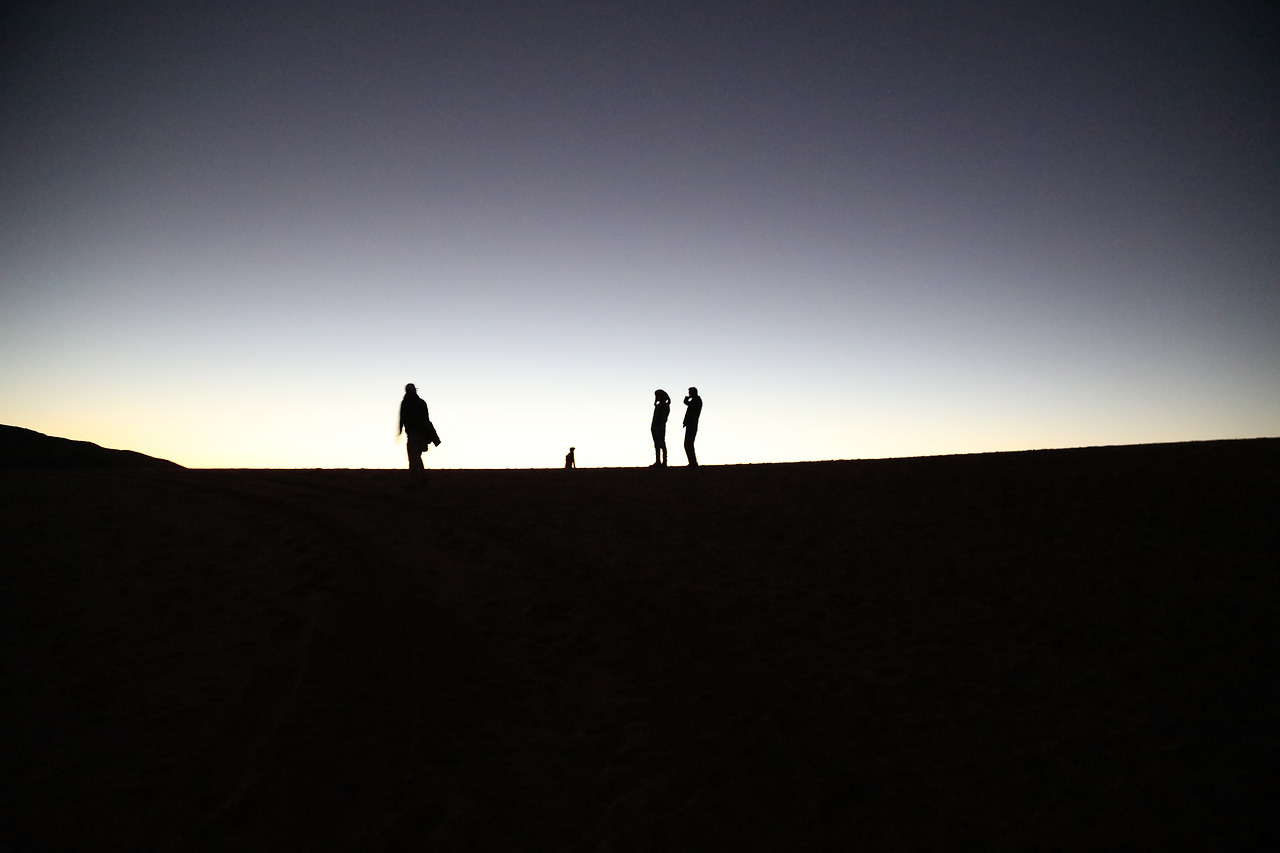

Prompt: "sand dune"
[0,425,183,470]
[4,439,1278,848]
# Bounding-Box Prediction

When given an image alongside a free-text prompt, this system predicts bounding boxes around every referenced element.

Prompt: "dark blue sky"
[3,1,1277,467]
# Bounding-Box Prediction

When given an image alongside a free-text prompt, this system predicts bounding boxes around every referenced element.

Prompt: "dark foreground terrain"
[4,439,1278,849]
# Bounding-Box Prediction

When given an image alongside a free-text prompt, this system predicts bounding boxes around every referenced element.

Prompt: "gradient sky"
[3,1,1277,468]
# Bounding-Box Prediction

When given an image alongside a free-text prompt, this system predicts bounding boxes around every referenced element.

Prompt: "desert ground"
[4,439,1277,849]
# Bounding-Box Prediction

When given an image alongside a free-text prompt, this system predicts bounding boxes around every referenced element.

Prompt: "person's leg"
[407,432,426,477]
[684,425,698,466]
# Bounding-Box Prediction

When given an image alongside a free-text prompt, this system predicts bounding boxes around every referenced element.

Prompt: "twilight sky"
[2,1,1277,468]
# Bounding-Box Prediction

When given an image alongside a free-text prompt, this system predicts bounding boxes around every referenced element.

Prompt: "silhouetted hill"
[4,436,1278,847]
[0,425,182,469]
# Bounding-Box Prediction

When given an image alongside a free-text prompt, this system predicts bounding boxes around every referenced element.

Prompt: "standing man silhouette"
[683,386,702,467]
[398,383,438,480]
[565,447,576,468]
[651,389,671,467]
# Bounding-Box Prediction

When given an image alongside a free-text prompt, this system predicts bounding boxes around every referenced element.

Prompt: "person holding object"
[651,389,671,467]
[683,386,702,466]
[398,383,440,480]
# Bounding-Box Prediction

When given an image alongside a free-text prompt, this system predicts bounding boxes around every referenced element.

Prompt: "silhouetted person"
[397,383,439,480]
[651,389,671,467]
[683,386,702,466]
[565,446,576,468]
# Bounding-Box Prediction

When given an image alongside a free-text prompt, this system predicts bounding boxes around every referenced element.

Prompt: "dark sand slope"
[0,424,184,469]
[4,439,1277,849]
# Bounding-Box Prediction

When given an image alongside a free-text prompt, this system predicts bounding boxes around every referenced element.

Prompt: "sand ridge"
[4,439,1278,848]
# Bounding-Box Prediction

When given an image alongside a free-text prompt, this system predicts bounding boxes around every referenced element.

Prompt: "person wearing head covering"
[682,386,702,467]
[397,383,439,478]
[651,389,671,467]
[565,446,576,469]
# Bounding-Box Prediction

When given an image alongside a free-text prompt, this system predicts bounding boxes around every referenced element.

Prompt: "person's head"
[655,389,669,403]
[688,386,698,397]
[405,383,416,394]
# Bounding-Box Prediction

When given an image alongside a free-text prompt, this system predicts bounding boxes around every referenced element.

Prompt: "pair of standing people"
[651,387,702,467]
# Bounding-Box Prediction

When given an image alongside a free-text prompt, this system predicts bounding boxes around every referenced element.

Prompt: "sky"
[2,0,1277,469]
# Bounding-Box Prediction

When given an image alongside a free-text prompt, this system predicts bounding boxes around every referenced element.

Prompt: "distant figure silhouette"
[683,386,702,466]
[565,446,576,469]
[651,389,671,467]
[397,383,440,480]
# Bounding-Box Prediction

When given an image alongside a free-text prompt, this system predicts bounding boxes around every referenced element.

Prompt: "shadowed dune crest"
[0,424,183,469]
[4,437,1277,848]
